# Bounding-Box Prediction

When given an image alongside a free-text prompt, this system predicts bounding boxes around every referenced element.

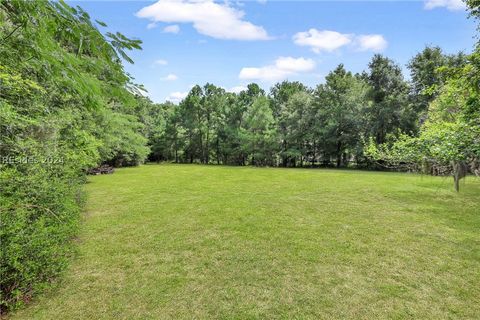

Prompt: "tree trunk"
[311,140,315,167]
[205,129,210,164]
[336,141,342,168]
[452,161,467,192]
[199,132,204,163]
[216,137,220,165]
[342,153,348,167]
[188,132,193,163]
[174,134,178,163]
[282,140,288,167]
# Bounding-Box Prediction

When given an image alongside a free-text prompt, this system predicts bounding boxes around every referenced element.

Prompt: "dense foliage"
[0,1,152,312]
[366,1,480,191]
[149,52,467,170]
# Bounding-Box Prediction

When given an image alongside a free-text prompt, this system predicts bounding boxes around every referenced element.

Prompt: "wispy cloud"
[154,59,168,66]
[161,74,178,81]
[424,0,466,11]
[163,24,180,34]
[147,22,158,29]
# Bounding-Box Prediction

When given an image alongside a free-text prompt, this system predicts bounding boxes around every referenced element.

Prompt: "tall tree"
[179,85,203,163]
[270,81,309,166]
[315,65,369,167]
[202,83,226,164]
[408,46,467,115]
[241,96,277,166]
[364,55,411,144]
[366,1,480,191]
[282,90,314,167]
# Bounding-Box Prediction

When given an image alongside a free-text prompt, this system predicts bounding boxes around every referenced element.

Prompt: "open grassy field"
[10,164,480,319]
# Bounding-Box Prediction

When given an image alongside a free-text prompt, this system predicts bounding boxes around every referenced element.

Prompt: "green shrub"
[0,1,151,313]
[0,166,83,311]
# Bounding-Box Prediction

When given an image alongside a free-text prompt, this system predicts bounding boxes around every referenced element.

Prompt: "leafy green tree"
[363,55,412,144]
[178,86,203,163]
[220,93,248,165]
[282,90,315,167]
[270,81,309,166]
[408,46,467,115]
[366,54,480,191]
[366,0,480,191]
[315,65,369,167]
[241,96,277,166]
[202,84,226,164]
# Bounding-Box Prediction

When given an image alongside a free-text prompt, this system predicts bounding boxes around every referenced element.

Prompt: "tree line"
[146,51,466,169]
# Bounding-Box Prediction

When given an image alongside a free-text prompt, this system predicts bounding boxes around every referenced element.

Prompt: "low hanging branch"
[365,135,479,192]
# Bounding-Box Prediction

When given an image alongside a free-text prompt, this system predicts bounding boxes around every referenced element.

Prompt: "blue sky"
[71,0,475,103]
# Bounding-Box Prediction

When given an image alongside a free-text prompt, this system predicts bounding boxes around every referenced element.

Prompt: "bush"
[0,1,151,313]
[0,166,83,312]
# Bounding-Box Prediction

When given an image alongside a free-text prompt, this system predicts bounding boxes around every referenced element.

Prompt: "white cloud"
[293,29,352,53]
[354,34,388,52]
[239,66,288,82]
[228,85,248,93]
[293,28,388,53]
[163,24,180,34]
[136,0,270,40]
[166,91,188,103]
[239,56,316,82]
[154,59,168,66]
[274,56,316,72]
[424,0,466,11]
[161,74,178,81]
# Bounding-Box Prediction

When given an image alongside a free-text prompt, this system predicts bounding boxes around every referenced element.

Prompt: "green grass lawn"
[10,164,480,319]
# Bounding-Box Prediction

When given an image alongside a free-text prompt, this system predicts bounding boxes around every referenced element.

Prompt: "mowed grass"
[10,164,480,319]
